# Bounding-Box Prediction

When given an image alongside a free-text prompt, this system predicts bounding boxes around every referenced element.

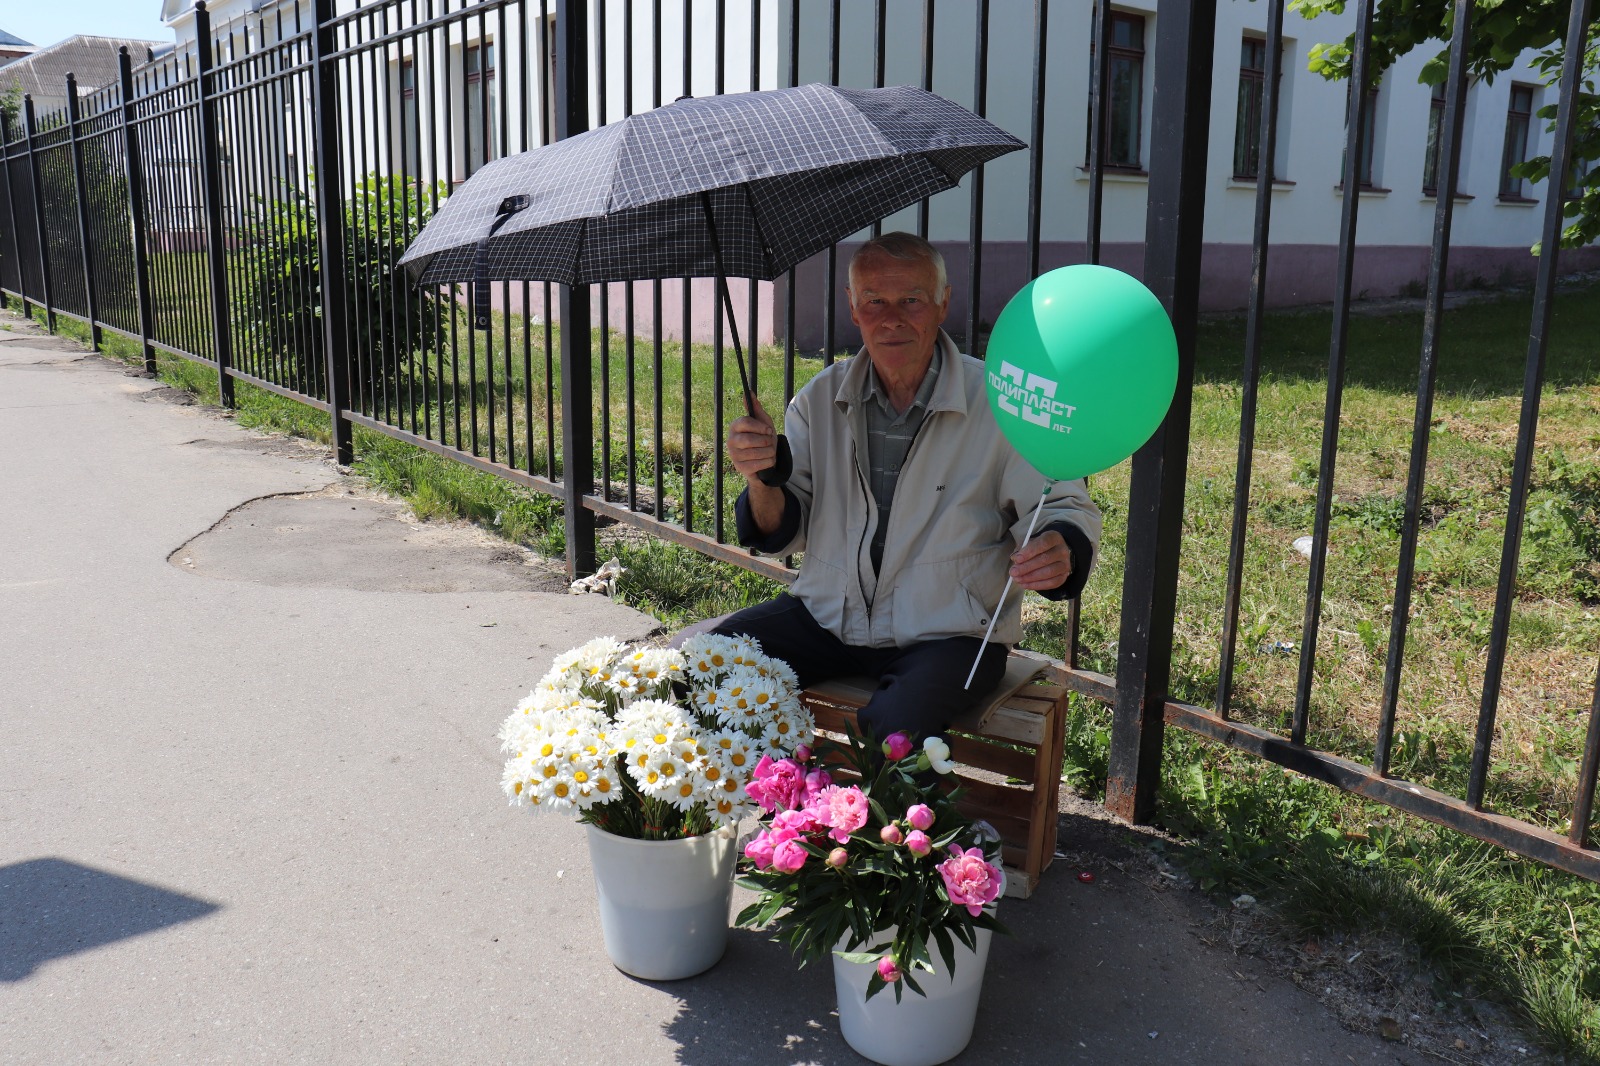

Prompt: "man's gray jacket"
[735,331,1103,649]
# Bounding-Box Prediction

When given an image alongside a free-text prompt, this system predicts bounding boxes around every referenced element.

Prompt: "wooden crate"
[799,661,1069,899]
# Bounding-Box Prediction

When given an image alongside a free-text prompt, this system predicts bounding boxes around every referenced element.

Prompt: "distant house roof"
[0,28,35,49]
[0,35,167,115]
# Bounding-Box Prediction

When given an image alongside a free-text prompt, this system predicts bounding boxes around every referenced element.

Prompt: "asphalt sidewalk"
[0,311,1504,1065]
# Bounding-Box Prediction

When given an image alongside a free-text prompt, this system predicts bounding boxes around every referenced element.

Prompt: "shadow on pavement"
[0,857,220,982]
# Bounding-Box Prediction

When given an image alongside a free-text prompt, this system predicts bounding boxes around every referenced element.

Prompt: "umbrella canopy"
[397,82,1024,288]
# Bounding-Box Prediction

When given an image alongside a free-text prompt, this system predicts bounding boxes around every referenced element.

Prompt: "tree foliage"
[235,172,448,398]
[1294,0,1600,250]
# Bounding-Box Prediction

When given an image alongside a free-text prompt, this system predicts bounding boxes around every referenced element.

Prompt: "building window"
[1233,36,1277,181]
[1422,81,1446,196]
[1087,10,1147,170]
[1107,13,1145,169]
[394,58,419,175]
[1500,84,1535,199]
[465,40,498,177]
[1343,83,1381,188]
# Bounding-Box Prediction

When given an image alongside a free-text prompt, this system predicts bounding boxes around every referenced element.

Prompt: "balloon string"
[964,480,1054,691]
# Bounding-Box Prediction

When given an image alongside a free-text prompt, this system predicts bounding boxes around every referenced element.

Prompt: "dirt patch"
[1054,791,1558,1065]
[170,484,569,594]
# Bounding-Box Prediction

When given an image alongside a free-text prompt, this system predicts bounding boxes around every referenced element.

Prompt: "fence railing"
[2,0,1597,883]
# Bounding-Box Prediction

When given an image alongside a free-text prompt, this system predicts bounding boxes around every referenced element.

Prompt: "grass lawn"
[17,275,1600,1057]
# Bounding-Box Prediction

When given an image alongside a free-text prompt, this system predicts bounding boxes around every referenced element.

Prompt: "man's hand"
[1010,530,1072,592]
[728,394,778,482]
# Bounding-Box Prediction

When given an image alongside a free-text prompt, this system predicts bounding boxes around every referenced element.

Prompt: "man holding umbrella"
[718,232,1102,743]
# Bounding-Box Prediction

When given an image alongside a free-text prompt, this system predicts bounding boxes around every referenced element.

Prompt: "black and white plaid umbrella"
[398,82,1023,484]
[398,83,1023,288]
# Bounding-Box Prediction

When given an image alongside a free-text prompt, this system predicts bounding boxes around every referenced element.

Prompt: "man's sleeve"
[731,387,815,557]
[1034,519,1095,602]
[734,486,802,552]
[1003,464,1103,602]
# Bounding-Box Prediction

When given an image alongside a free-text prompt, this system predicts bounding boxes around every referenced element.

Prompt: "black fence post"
[310,0,353,465]
[193,3,235,407]
[65,73,102,350]
[1105,1,1216,823]
[22,96,56,333]
[1,116,29,319]
[118,48,158,375]
[557,0,596,580]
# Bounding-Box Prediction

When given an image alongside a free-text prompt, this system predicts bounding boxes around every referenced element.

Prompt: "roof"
[0,35,166,108]
[0,28,35,49]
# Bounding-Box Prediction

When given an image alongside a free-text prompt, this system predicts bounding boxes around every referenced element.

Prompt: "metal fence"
[2,0,1597,882]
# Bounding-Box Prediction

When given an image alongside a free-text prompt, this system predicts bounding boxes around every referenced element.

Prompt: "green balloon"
[985,265,1178,482]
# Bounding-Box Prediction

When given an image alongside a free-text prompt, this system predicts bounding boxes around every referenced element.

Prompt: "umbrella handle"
[473,195,529,329]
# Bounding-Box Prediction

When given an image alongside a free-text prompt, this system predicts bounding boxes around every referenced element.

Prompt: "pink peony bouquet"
[735,728,1007,1001]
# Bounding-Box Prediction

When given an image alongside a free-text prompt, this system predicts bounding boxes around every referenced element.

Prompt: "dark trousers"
[709,593,1008,743]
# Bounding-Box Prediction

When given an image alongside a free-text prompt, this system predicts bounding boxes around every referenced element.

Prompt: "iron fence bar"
[231,365,335,411]
[597,0,611,500]
[964,0,989,353]
[1574,664,1600,848]
[746,0,761,400]
[1024,0,1048,281]
[713,0,727,543]
[1085,0,1112,264]
[585,494,797,583]
[311,0,354,464]
[1105,0,1215,824]
[226,33,255,385]
[364,13,385,426]
[653,0,665,518]
[195,4,237,408]
[823,0,838,365]
[516,2,533,471]
[785,0,799,395]
[870,0,885,241]
[65,75,102,349]
[320,0,521,57]
[557,0,596,579]
[23,97,57,332]
[623,0,638,511]
[1,122,29,319]
[915,0,933,239]
[346,408,559,494]
[1292,0,1376,745]
[681,0,695,531]
[1067,663,1600,880]
[1216,0,1287,720]
[1469,0,1597,809]
[1375,0,1475,775]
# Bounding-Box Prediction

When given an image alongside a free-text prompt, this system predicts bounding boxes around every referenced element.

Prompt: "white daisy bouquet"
[498,634,812,840]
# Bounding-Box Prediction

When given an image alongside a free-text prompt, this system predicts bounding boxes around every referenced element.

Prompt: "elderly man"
[717,232,1101,742]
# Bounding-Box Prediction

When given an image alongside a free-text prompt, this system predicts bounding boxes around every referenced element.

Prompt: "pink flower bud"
[876,957,901,983]
[905,829,932,857]
[827,847,849,868]
[906,803,934,831]
[794,743,813,763]
[880,824,903,845]
[771,838,808,874]
[881,732,914,761]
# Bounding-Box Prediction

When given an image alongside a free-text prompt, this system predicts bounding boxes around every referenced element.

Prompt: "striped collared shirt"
[862,347,942,575]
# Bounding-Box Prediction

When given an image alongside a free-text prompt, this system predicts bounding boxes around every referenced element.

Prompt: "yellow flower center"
[553,782,570,798]
[596,778,612,793]
[678,782,695,798]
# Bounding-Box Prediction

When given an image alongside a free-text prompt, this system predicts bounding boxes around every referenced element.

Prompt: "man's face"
[847,251,951,375]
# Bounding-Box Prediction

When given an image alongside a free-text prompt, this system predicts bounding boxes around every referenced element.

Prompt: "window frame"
[1105,12,1146,171]
[464,39,498,178]
[1500,83,1535,201]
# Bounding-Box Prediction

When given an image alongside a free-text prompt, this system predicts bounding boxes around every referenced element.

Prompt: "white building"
[151,0,1597,350]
